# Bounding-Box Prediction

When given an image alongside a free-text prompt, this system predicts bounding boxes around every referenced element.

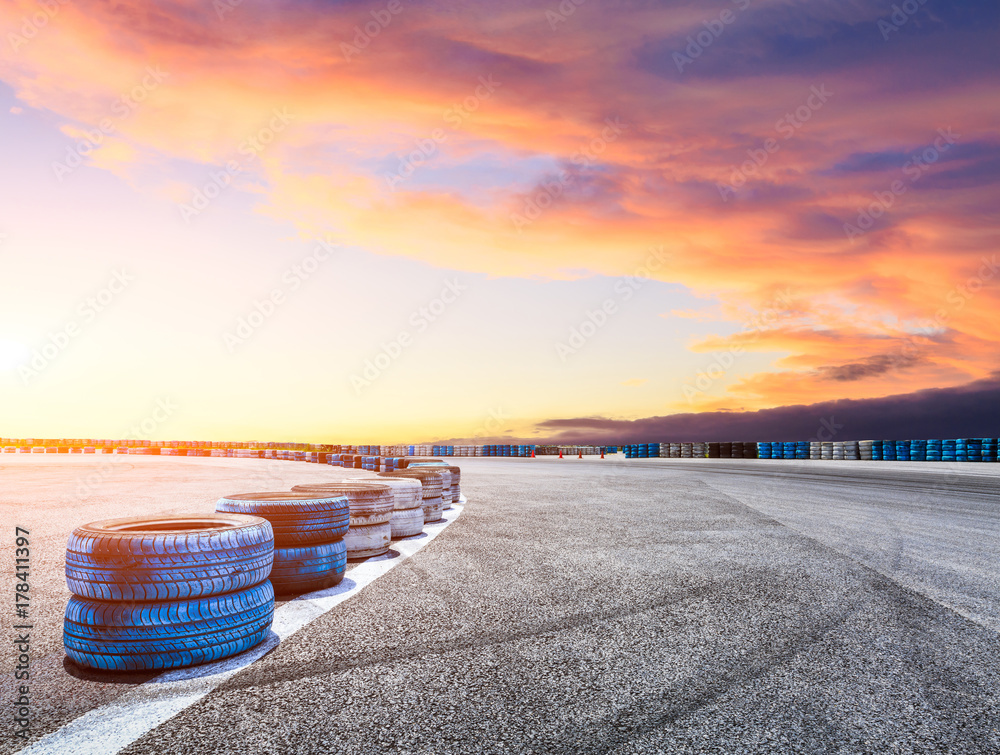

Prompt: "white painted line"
[18,504,466,755]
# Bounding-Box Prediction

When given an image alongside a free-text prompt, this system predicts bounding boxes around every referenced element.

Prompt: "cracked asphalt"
[5,455,1000,754]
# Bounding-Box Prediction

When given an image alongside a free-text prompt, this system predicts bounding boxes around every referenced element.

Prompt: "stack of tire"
[669,443,681,458]
[926,439,942,462]
[820,442,832,460]
[63,515,275,671]
[845,441,860,461]
[810,441,822,460]
[910,439,927,461]
[955,439,968,462]
[780,442,794,460]
[216,492,349,595]
[983,438,998,462]
[290,482,395,559]
[352,475,424,538]
[871,440,884,460]
[859,440,873,460]
[379,469,445,523]
[795,442,809,460]
[407,462,462,507]
[896,440,911,462]
[757,442,772,459]
[942,439,957,462]
[707,442,721,458]
[882,439,896,461]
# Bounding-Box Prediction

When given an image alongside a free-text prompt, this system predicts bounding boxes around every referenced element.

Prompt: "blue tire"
[271,539,347,595]
[65,515,274,602]
[64,581,274,671]
[216,493,350,546]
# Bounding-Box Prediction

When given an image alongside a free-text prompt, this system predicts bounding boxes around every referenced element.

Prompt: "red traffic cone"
[578,452,582,459]
[531,450,535,458]
[601,450,605,459]
[559,450,563,459]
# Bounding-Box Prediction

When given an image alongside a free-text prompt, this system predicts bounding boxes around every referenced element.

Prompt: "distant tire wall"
[617,437,998,462]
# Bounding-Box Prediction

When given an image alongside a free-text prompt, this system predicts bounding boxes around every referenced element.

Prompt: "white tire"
[343,476,421,510]
[290,482,395,526]
[345,522,391,559]
[422,496,445,523]
[390,507,424,538]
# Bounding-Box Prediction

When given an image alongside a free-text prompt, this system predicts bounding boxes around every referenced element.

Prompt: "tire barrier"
[270,540,347,595]
[613,436,1000,462]
[350,475,424,538]
[942,439,956,462]
[926,439,941,461]
[63,515,275,671]
[215,492,350,595]
[65,515,274,602]
[64,581,275,672]
[378,469,445,523]
[406,462,461,507]
[215,493,350,546]
[289,482,395,559]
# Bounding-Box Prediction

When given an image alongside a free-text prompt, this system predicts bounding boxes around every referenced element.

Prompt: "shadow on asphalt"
[63,656,159,686]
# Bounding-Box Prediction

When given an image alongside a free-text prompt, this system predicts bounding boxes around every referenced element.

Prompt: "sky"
[0,0,997,444]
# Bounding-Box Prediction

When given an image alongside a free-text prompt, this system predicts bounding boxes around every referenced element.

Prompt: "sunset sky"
[0,0,997,443]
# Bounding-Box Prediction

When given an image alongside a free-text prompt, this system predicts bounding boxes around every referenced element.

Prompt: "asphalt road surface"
[4,455,999,754]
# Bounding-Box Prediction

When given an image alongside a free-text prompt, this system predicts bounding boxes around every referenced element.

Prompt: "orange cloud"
[3,0,998,416]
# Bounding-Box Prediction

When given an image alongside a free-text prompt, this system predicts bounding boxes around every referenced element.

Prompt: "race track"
[4,456,999,754]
